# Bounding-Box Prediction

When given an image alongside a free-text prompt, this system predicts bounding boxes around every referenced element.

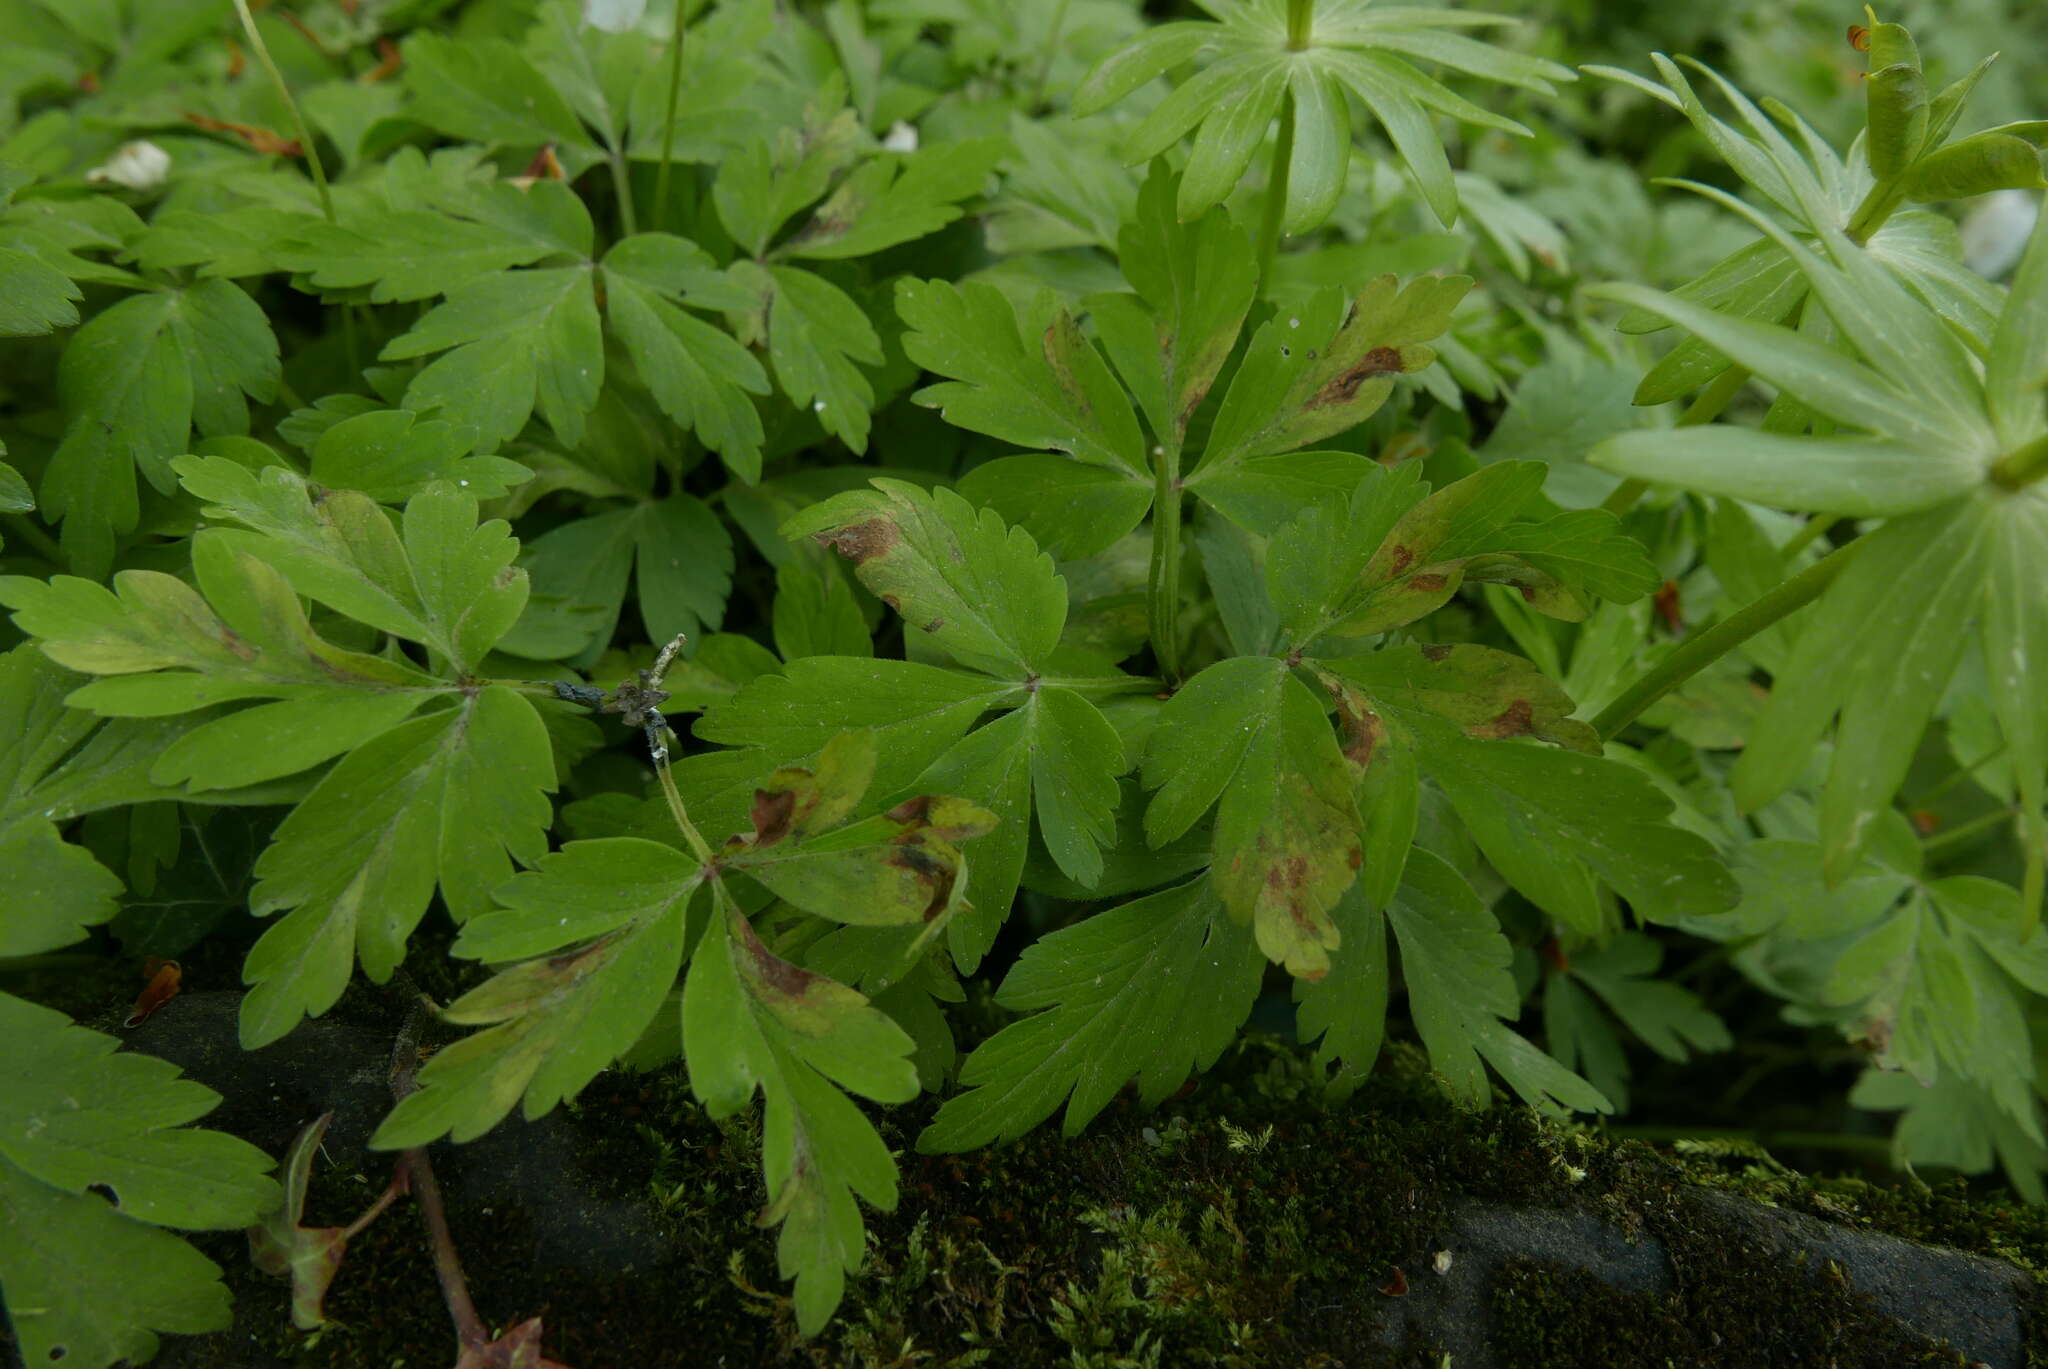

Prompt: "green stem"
[1593,536,1866,741]
[653,12,687,234]
[3,514,64,564]
[1599,365,1753,516]
[1285,0,1314,47]
[1148,454,1184,683]
[1028,0,1073,110]
[1034,674,1165,699]
[229,0,334,224]
[606,141,639,238]
[1777,512,1838,561]
[1922,806,2019,855]
[1907,742,2006,809]
[1990,430,2048,489]
[1600,478,1647,516]
[651,723,714,865]
[1254,93,1296,293]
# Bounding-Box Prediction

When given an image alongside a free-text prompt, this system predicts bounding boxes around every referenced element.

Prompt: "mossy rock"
[84,991,2048,1369]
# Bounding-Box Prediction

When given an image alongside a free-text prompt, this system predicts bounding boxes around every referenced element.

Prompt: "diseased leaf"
[1087,162,1256,454]
[1144,658,1361,979]
[784,478,1066,678]
[1196,274,1470,474]
[895,277,1148,476]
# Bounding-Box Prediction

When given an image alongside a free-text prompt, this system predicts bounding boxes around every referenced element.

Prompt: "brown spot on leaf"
[219,629,258,661]
[736,914,823,1001]
[1387,545,1415,575]
[881,594,901,611]
[1306,347,1404,409]
[1420,644,1452,662]
[889,840,955,920]
[1469,698,1535,740]
[1407,573,1449,593]
[749,788,797,848]
[1347,847,1362,870]
[1654,579,1684,635]
[922,617,945,633]
[885,795,932,824]
[814,517,897,564]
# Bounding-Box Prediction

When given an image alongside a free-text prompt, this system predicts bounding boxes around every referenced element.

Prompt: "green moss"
[157,1040,2044,1369]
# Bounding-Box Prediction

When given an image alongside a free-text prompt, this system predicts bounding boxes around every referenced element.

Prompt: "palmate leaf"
[373,733,990,1336]
[239,686,556,1047]
[38,279,278,573]
[1593,193,2048,903]
[1542,933,1730,1111]
[726,490,1136,965]
[918,879,1264,1152]
[1074,0,1571,232]
[0,993,279,1369]
[3,475,561,1045]
[725,261,882,454]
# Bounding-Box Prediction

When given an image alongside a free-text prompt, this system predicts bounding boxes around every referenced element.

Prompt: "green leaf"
[602,242,770,480]
[773,562,872,661]
[1590,428,1978,518]
[0,992,279,1226]
[1731,500,1994,880]
[1330,663,1735,933]
[403,33,597,170]
[381,265,603,451]
[635,493,734,647]
[711,91,864,258]
[171,463,529,674]
[1088,163,1257,455]
[728,261,881,453]
[0,996,280,1368]
[1984,496,2048,928]
[682,904,913,1335]
[1389,850,1610,1113]
[309,408,531,505]
[954,456,1152,562]
[239,687,555,1048]
[1986,182,2048,451]
[0,242,79,335]
[784,478,1066,678]
[1292,880,1389,1097]
[781,137,1004,260]
[372,838,699,1147]
[41,281,279,573]
[1548,933,1730,1108]
[273,196,572,304]
[895,277,1148,477]
[1195,274,1470,475]
[1144,658,1362,979]
[918,879,1263,1150]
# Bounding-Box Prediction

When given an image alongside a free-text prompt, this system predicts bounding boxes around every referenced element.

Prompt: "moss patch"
[151,1040,2043,1369]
